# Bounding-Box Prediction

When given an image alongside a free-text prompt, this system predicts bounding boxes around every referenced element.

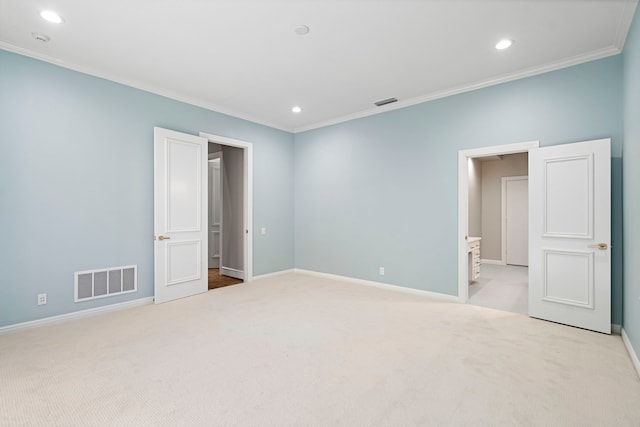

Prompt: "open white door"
[529,138,611,333]
[154,127,208,304]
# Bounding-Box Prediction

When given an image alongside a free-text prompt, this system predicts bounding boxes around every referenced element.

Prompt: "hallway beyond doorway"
[468,264,528,315]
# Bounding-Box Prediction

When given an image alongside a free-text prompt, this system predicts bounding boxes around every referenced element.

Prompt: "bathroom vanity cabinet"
[468,237,481,282]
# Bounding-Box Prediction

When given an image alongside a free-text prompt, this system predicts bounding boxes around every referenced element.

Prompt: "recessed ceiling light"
[294,25,310,36]
[495,39,513,50]
[40,10,64,24]
[292,106,302,113]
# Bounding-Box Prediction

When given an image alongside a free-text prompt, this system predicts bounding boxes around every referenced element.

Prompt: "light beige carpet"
[1,273,639,426]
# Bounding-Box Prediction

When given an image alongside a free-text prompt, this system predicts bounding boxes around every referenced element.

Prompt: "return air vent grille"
[374,97,398,107]
[74,265,137,302]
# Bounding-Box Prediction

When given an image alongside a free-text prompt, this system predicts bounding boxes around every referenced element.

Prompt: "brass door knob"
[587,243,608,250]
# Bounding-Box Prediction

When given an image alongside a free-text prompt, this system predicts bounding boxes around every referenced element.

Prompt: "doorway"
[457,141,539,311]
[203,133,253,290]
[466,154,529,314]
[208,142,245,290]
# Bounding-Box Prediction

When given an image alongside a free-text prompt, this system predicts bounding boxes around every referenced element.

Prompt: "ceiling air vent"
[374,97,398,107]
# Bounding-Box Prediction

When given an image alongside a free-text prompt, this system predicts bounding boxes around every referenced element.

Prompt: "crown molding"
[0,42,293,133]
[613,0,639,51]
[293,46,622,133]
[1,40,625,136]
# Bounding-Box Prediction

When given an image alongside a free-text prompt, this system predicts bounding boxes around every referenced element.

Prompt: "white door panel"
[543,250,593,308]
[543,155,593,237]
[154,127,208,304]
[529,138,610,333]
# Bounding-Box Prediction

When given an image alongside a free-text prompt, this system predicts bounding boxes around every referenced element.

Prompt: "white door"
[529,138,611,333]
[504,176,528,266]
[154,127,208,304]
[208,154,222,269]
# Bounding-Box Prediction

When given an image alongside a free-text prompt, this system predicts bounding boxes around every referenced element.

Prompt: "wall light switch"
[261,227,267,235]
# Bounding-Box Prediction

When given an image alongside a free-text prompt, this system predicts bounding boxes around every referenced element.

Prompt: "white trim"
[293,47,620,133]
[220,267,244,280]
[612,324,622,335]
[622,328,640,379]
[501,176,528,265]
[614,0,639,51]
[199,132,253,283]
[0,297,154,336]
[480,259,506,265]
[252,269,296,281]
[0,42,290,133]
[458,141,539,303]
[0,40,624,135]
[295,269,459,303]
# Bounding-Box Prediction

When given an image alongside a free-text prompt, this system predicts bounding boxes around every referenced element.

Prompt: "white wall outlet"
[261,227,267,235]
[379,267,385,276]
[37,293,47,305]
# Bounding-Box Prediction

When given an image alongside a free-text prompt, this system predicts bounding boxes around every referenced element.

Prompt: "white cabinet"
[468,237,481,282]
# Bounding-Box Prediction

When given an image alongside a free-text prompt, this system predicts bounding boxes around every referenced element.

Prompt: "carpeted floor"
[208,268,243,290]
[1,272,639,426]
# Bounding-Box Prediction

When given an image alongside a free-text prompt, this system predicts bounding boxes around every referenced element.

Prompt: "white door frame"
[458,141,539,302]
[200,132,253,282]
[502,176,528,265]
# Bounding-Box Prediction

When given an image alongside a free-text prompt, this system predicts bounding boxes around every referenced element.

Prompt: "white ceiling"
[0,0,637,133]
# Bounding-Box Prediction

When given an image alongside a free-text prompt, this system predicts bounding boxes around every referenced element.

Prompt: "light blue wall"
[295,56,624,324]
[0,43,631,330]
[0,50,295,327]
[623,6,640,361]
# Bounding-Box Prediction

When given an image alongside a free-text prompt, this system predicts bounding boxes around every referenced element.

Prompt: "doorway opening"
[201,132,254,290]
[207,151,243,290]
[458,141,539,315]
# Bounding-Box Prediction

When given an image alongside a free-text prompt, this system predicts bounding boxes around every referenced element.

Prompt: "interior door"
[208,154,222,269]
[154,127,208,304]
[505,176,528,266]
[529,138,611,333]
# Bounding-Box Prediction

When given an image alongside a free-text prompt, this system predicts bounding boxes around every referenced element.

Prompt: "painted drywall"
[208,143,223,153]
[0,49,295,327]
[623,6,640,361]
[480,153,528,262]
[221,145,244,273]
[467,158,482,238]
[295,55,623,324]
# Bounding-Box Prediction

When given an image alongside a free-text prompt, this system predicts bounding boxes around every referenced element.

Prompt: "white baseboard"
[622,328,640,379]
[0,297,154,336]
[252,269,295,281]
[480,259,506,265]
[294,269,459,303]
[220,266,244,280]
[612,324,622,335]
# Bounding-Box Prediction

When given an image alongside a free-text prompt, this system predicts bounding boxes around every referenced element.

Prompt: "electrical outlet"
[261,227,267,235]
[37,293,47,305]
[379,267,385,276]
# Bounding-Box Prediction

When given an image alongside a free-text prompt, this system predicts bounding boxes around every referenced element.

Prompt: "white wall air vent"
[374,97,398,107]
[74,265,137,302]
